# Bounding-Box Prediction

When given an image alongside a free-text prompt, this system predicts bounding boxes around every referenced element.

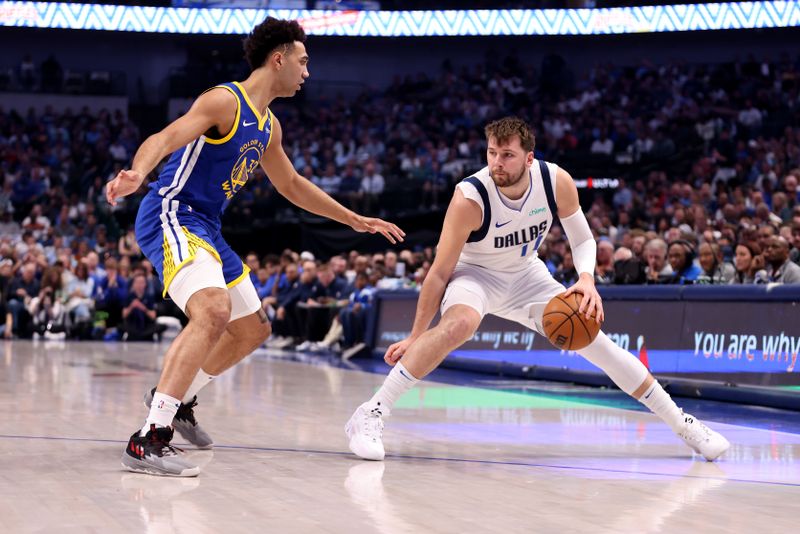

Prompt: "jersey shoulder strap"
[539,160,559,227]
[462,176,491,243]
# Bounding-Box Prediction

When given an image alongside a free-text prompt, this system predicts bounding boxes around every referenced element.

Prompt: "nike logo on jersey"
[243,120,256,127]
[495,220,512,228]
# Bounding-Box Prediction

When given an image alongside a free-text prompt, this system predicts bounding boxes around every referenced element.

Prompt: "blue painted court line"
[1,433,798,488]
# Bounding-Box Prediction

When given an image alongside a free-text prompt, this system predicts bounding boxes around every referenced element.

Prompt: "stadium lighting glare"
[0,1,798,36]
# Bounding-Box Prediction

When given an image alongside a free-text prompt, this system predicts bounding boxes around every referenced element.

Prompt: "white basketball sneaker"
[345,402,386,461]
[678,412,730,461]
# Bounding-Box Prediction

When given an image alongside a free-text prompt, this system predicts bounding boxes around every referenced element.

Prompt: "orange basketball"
[542,292,601,351]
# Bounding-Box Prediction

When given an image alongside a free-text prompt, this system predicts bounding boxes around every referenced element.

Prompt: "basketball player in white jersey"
[345,117,729,462]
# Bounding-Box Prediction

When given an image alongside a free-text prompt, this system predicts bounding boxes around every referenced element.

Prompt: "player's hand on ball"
[564,273,604,323]
[349,214,405,244]
[106,169,144,206]
[384,337,415,366]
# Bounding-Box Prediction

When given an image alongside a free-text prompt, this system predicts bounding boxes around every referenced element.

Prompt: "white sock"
[366,362,419,416]
[182,369,216,403]
[638,381,685,433]
[141,392,181,435]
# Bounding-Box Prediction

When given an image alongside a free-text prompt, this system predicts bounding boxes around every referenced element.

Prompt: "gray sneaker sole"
[121,453,200,477]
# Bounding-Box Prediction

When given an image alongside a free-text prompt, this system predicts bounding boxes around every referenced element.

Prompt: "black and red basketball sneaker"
[121,424,200,477]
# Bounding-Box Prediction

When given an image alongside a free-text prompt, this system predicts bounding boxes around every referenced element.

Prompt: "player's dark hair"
[484,117,535,152]
[243,17,306,72]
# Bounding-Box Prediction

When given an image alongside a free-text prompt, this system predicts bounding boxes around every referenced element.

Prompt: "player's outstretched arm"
[556,168,604,323]
[384,189,480,364]
[261,116,404,244]
[106,88,237,206]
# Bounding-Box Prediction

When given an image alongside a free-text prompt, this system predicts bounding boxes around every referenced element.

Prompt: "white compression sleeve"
[561,209,596,275]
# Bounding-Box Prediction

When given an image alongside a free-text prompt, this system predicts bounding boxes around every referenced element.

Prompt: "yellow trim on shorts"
[203,85,241,145]
[226,263,251,288]
[161,227,222,297]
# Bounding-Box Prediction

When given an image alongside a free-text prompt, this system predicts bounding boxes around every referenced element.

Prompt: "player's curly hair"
[243,17,307,72]
[484,117,535,153]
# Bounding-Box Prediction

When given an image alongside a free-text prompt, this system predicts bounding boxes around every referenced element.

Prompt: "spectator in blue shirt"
[666,241,702,284]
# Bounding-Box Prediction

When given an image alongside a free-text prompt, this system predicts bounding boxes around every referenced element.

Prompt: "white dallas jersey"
[455,160,559,273]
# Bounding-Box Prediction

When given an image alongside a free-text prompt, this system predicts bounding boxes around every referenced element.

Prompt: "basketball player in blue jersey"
[346,117,729,462]
[107,17,404,477]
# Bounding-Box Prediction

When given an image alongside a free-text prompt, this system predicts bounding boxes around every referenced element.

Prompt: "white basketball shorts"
[168,248,261,322]
[440,259,565,334]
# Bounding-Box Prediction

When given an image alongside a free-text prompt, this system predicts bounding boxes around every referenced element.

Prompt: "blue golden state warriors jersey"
[135,81,274,294]
[151,81,274,220]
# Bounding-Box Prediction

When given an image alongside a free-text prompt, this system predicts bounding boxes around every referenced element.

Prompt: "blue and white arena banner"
[374,289,800,387]
[1,1,799,36]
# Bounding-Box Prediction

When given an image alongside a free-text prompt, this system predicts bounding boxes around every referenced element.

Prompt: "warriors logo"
[223,145,261,199]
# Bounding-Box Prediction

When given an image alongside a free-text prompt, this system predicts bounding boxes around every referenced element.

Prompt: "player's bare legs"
[157,288,232,399]
[397,305,481,379]
[346,305,480,460]
[142,305,271,450]
[201,311,272,376]
[123,287,231,476]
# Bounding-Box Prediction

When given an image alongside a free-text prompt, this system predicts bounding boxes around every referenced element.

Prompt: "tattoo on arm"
[258,308,268,323]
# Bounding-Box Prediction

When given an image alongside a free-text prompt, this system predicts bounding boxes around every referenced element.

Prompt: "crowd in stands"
[1,49,800,342]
